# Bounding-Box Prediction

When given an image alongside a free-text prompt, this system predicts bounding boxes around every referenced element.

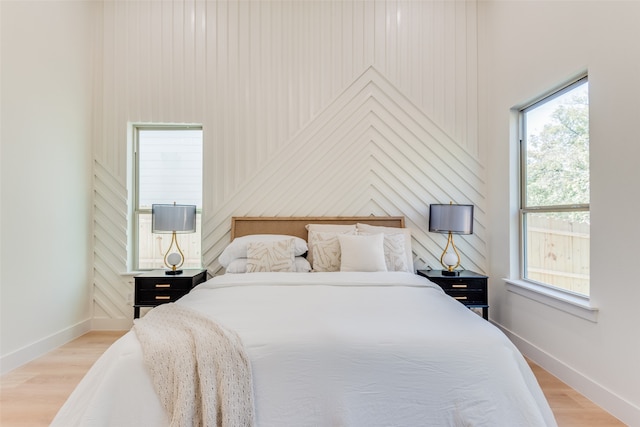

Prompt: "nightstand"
[134,268,207,319]
[417,269,488,320]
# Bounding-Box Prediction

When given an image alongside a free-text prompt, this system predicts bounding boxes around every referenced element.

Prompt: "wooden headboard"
[231,216,405,240]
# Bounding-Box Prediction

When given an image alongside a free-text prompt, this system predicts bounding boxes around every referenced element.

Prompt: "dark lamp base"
[442,270,460,276]
[165,269,183,275]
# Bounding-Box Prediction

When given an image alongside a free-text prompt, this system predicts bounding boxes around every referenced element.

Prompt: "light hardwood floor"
[0,331,627,426]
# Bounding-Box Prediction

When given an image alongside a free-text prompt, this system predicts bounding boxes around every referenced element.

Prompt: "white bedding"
[52,272,557,427]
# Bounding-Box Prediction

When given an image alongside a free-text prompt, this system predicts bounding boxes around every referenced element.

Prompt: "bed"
[52,216,557,427]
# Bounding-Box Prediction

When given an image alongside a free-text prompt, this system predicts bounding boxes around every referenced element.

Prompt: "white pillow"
[356,223,413,272]
[338,233,387,272]
[226,257,311,274]
[246,239,295,273]
[305,224,357,268]
[219,234,308,267]
[359,232,408,272]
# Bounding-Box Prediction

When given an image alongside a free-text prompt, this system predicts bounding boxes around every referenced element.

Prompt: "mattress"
[52,271,557,426]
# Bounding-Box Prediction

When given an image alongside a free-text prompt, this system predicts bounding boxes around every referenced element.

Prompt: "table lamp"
[152,203,197,275]
[428,203,474,276]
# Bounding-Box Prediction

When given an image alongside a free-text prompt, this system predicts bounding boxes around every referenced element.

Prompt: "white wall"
[479,1,640,424]
[90,0,487,327]
[0,1,96,373]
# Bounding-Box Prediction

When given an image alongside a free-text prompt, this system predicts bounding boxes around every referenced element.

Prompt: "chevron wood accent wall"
[203,66,486,272]
[92,0,484,327]
[93,159,131,327]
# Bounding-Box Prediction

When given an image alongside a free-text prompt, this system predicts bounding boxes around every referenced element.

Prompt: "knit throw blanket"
[133,303,255,427]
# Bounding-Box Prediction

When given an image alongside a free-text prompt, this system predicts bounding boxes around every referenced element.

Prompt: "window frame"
[131,123,203,272]
[507,75,597,321]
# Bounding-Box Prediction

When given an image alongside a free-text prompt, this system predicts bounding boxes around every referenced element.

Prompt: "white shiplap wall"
[93,0,485,327]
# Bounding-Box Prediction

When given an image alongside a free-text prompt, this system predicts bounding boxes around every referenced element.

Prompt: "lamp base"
[165,269,183,275]
[441,269,460,276]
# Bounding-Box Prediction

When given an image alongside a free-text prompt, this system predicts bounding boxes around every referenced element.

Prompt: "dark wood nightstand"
[134,269,207,318]
[417,269,489,320]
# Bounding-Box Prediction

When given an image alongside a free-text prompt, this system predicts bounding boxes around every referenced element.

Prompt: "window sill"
[504,278,598,322]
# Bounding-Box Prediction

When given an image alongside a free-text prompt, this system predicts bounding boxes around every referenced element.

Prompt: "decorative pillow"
[219,234,307,268]
[356,223,413,272]
[226,257,311,274]
[338,233,387,272]
[307,230,354,272]
[305,224,357,268]
[246,239,296,273]
[359,232,408,272]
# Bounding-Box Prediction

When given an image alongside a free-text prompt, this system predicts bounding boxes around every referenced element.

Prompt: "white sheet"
[52,272,557,427]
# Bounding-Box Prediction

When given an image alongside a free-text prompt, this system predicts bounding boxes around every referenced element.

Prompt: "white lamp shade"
[428,204,474,235]
[152,204,197,233]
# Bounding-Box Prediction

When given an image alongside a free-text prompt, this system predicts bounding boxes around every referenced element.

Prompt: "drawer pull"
[155,284,171,288]
[155,296,171,300]
[454,296,468,300]
[452,284,467,288]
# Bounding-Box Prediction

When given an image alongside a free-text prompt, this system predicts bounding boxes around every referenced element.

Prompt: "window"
[519,77,589,296]
[133,125,203,270]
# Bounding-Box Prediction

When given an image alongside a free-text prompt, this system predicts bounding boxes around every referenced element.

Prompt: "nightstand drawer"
[434,278,485,293]
[135,289,188,305]
[135,278,194,292]
[443,290,486,305]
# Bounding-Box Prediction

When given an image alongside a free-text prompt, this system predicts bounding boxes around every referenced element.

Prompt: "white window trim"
[504,278,598,322]
[508,73,597,322]
[515,74,592,314]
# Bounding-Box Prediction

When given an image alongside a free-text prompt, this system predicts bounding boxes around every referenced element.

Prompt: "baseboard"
[496,322,640,427]
[1,319,92,375]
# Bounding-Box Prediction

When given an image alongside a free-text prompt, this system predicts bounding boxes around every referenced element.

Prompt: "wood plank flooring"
[1,331,125,426]
[0,331,627,426]
[527,361,626,427]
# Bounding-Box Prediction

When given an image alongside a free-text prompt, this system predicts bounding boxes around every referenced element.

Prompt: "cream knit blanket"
[133,303,255,427]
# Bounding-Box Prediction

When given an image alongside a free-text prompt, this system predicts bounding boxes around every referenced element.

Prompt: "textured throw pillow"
[226,257,311,274]
[219,234,308,268]
[307,230,352,272]
[246,238,296,272]
[382,233,409,272]
[306,226,357,269]
[356,223,413,272]
[338,233,387,272]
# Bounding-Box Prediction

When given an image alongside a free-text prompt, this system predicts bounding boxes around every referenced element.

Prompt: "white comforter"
[52,272,557,427]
